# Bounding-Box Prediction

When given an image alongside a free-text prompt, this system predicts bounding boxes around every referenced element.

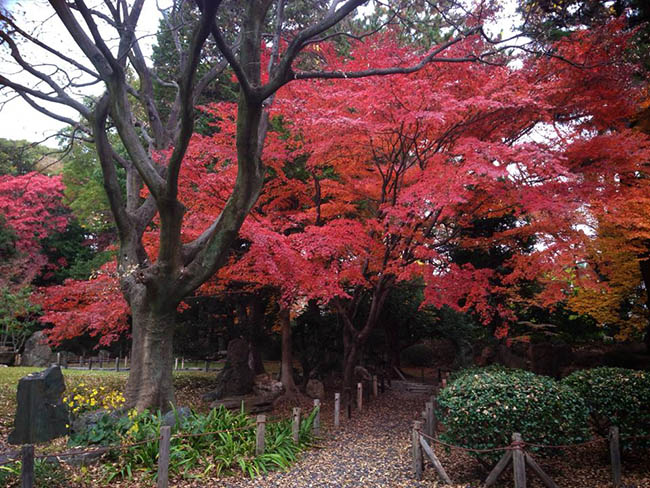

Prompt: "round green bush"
[437,368,590,461]
[561,367,650,444]
[400,344,434,367]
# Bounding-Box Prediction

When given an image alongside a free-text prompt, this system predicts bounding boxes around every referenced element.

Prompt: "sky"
[0,1,521,148]
[0,0,167,146]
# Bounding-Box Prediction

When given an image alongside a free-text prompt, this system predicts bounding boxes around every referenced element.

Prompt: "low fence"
[412,393,650,488]
[0,400,322,488]
[54,354,225,372]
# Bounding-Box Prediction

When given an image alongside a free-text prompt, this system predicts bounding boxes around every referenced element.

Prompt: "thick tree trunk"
[279,308,299,395]
[125,290,176,412]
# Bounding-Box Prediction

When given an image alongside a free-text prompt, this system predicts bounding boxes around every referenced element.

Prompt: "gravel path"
[176,389,650,488]
[180,390,445,488]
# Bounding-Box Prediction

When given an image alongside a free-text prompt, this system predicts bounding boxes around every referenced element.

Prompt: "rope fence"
[413,391,650,488]
[0,399,324,488]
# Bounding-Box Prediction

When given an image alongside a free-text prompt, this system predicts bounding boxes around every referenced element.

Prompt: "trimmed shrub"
[401,344,434,367]
[448,364,507,383]
[562,367,650,445]
[437,368,590,461]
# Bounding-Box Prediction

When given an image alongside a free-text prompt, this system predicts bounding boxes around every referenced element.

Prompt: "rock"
[70,409,120,435]
[253,373,284,401]
[22,331,57,367]
[211,394,274,414]
[305,379,325,399]
[9,365,69,444]
[202,391,218,402]
[354,366,372,383]
[162,406,192,428]
[213,339,255,399]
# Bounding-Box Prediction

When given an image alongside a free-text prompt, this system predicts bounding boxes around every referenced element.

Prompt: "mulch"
[169,389,650,488]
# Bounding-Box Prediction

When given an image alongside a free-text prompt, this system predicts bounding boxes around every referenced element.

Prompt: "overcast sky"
[0,0,166,147]
[0,1,521,148]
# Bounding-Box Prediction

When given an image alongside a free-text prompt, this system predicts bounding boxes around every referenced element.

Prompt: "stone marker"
[9,365,68,444]
[213,338,255,399]
[21,331,57,367]
[305,378,325,399]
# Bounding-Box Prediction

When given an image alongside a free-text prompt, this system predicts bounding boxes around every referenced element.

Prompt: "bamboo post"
[292,407,301,444]
[425,401,435,438]
[334,392,340,427]
[412,420,423,480]
[256,414,266,456]
[372,375,378,397]
[357,382,363,410]
[21,444,34,488]
[157,425,171,488]
[313,399,321,436]
[115,357,120,371]
[512,433,526,488]
[609,426,621,488]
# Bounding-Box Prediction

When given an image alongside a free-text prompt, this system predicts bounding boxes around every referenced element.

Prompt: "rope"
[416,430,625,452]
[418,430,515,453]
[172,425,254,439]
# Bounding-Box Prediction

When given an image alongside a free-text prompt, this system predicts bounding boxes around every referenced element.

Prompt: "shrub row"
[438,366,649,461]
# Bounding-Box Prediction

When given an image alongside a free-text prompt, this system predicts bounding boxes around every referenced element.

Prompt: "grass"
[0,362,282,448]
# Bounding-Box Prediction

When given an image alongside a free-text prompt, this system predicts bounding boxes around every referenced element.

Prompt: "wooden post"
[56,352,61,367]
[380,375,385,393]
[174,357,178,370]
[372,375,378,397]
[425,401,435,438]
[345,387,352,419]
[334,393,340,428]
[181,357,185,370]
[609,426,621,488]
[525,453,558,488]
[204,360,209,372]
[88,358,92,370]
[21,444,34,488]
[255,414,266,456]
[485,451,513,487]
[412,420,423,480]
[512,433,526,488]
[420,436,453,485]
[431,395,438,436]
[124,356,128,369]
[292,407,301,444]
[115,357,120,372]
[441,377,447,389]
[99,357,103,369]
[357,382,363,410]
[157,425,171,488]
[313,399,321,437]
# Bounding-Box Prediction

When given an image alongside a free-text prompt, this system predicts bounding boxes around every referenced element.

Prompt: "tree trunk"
[125,289,176,412]
[279,308,299,395]
[640,258,650,353]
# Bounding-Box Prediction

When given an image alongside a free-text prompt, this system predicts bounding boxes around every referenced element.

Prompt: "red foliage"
[38,21,649,343]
